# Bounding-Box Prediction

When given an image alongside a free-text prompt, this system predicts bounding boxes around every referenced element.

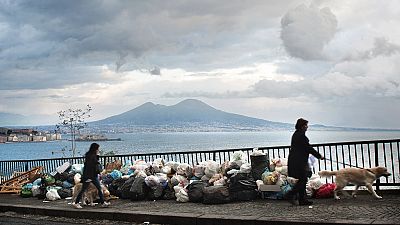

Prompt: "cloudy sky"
[1,0,400,129]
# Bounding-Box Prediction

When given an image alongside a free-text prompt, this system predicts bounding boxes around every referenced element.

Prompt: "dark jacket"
[288,130,322,178]
[82,154,100,181]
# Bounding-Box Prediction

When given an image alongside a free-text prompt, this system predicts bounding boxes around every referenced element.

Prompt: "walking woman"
[286,118,324,206]
[72,143,110,208]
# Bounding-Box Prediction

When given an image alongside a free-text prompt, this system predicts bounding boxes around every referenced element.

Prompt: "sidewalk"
[1,192,400,225]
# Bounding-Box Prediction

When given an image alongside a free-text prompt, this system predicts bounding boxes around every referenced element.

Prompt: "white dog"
[318,166,391,200]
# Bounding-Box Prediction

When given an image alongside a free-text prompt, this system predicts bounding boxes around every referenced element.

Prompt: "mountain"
[0,112,30,126]
[94,99,291,130]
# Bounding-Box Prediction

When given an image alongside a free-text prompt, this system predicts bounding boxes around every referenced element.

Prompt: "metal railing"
[1,138,399,189]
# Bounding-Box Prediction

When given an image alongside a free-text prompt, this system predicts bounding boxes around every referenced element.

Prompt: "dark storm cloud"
[0,63,106,90]
[0,1,169,89]
[0,0,301,90]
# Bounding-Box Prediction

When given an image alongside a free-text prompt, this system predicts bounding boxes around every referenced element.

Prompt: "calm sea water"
[1,130,400,160]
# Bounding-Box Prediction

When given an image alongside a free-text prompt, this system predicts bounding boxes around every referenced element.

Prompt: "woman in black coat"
[72,143,110,208]
[286,118,324,206]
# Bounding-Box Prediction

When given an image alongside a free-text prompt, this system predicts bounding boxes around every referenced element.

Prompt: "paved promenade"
[0,192,400,225]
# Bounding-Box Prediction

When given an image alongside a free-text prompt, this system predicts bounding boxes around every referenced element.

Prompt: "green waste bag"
[20,184,33,198]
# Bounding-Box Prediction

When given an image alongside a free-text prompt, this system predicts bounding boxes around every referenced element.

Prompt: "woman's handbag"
[96,162,103,174]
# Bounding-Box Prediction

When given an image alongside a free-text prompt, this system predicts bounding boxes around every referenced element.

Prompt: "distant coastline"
[0,127,61,143]
[1,130,400,161]
[74,134,122,142]
[75,137,122,142]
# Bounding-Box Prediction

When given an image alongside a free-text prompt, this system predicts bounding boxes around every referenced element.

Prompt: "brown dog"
[319,166,391,199]
[72,182,98,206]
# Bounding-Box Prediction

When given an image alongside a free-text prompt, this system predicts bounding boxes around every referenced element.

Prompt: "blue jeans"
[75,176,105,204]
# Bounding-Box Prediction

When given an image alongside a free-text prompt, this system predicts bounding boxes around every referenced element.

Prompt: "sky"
[0,0,400,129]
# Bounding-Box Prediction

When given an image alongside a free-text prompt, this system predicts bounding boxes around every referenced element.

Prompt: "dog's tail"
[318,170,337,177]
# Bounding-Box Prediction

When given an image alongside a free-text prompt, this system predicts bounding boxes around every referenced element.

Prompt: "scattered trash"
[308,205,313,209]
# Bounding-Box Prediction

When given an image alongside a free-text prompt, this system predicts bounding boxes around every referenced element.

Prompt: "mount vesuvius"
[94,99,291,130]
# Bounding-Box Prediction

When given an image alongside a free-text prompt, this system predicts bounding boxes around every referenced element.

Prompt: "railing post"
[374,142,380,191]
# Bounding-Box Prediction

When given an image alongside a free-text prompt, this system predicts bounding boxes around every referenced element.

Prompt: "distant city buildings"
[0,127,61,143]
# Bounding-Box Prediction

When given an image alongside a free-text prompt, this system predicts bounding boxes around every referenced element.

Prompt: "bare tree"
[56,105,92,157]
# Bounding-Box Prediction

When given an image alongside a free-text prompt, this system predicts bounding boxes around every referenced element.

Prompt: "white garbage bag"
[31,185,40,197]
[165,161,180,172]
[161,166,172,174]
[46,188,61,201]
[240,163,252,173]
[176,163,193,177]
[204,160,220,178]
[74,173,81,184]
[175,188,189,203]
[193,164,206,178]
[71,164,84,174]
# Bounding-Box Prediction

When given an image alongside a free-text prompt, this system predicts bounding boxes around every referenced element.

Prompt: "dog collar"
[365,168,374,175]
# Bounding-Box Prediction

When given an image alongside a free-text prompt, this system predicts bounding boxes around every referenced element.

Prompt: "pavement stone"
[0,192,400,225]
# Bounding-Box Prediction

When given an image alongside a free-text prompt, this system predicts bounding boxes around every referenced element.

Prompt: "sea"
[1,130,400,161]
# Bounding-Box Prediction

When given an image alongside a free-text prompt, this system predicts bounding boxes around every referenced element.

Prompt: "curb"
[0,203,390,225]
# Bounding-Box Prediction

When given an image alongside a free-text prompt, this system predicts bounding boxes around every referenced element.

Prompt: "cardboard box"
[57,162,71,173]
[258,184,281,192]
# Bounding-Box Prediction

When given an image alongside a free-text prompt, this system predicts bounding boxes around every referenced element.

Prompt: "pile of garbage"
[19,150,336,204]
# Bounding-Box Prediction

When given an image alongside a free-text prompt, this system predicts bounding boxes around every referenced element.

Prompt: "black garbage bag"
[54,172,69,181]
[250,154,269,181]
[229,179,258,192]
[102,174,114,185]
[202,186,230,204]
[129,176,148,201]
[119,176,135,199]
[55,180,63,187]
[147,185,163,200]
[162,180,176,200]
[36,185,47,200]
[229,177,258,201]
[109,177,126,197]
[57,188,72,199]
[228,172,253,184]
[66,172,76,184]
[187,181,208,203]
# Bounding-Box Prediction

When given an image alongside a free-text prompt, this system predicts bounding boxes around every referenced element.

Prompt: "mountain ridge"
[94,99,289,130]
[2,99,398,132]
[92,99,400,132]
[0,112,30,126]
